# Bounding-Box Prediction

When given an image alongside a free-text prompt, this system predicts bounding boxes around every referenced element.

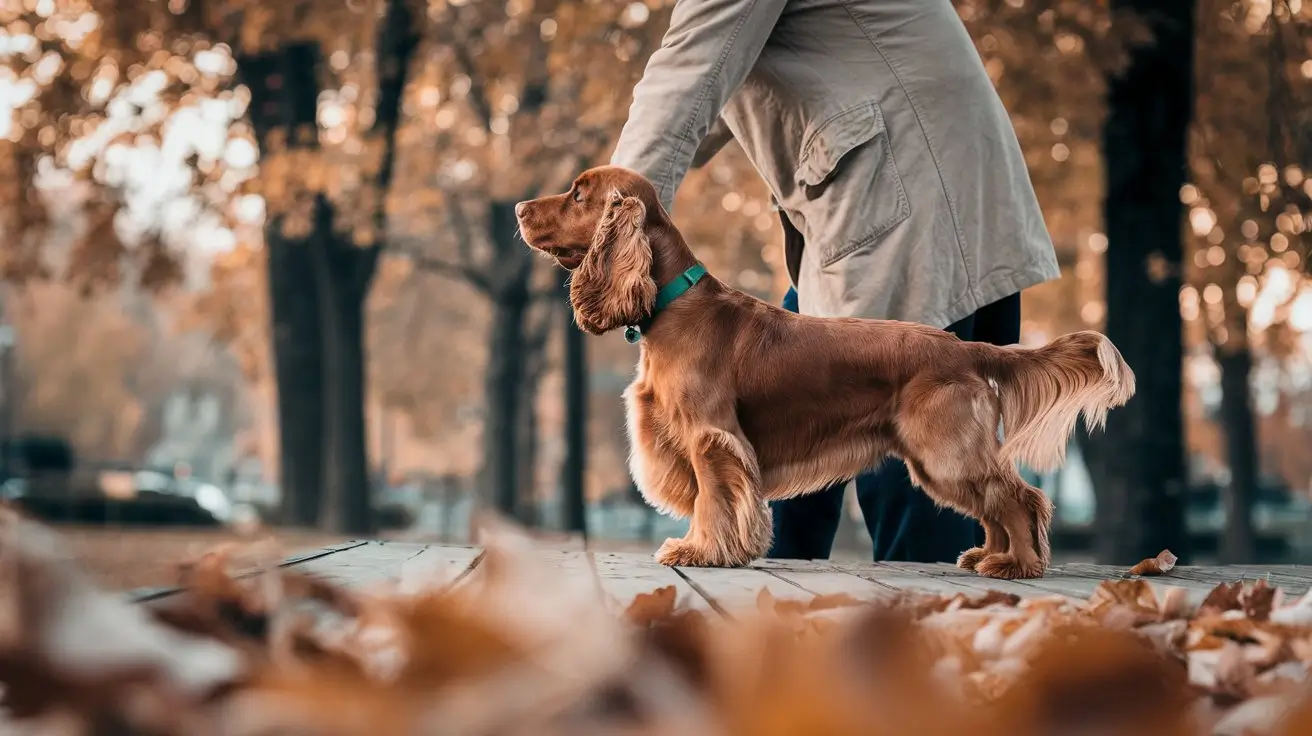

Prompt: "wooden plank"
[751,559,893,600]
[905,561,1089,601]
[1158,566,1312,593]
[830,561,999,599]
[839,561,1213,604]
[883,562,1099,601]
[295,540,431,588]
[589,552,712,611]
[878,561,1062,599]
[1056,563,1245,593]
[126,540,371,603]
[674,564,811,615]
[391,544,483,594]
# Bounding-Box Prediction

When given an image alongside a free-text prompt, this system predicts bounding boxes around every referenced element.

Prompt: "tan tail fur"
[975,331,1136,474]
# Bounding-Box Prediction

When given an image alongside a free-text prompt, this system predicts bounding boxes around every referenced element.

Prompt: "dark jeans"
[767,286,1021,563]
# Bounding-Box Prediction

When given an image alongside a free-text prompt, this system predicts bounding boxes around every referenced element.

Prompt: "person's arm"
[611,0,787,211]
[690,115,735,169]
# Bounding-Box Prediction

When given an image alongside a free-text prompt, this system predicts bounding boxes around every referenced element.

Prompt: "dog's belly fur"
[756,436,889,502]
[741,385,901,502]
[625,372,900,511]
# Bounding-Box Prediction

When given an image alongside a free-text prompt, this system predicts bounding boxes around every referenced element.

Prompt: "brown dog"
[515,166,1134,579]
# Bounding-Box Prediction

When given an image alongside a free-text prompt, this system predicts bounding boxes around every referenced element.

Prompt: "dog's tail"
[972,331,1135,474]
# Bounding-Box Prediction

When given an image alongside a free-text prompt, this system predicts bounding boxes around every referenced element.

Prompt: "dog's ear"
[569,191,656,335]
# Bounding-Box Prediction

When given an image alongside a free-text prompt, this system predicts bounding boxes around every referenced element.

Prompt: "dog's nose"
[514,202,527,218]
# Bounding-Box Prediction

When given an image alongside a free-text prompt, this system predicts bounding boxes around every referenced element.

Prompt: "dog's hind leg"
[956,517,1010,572]
[973,472,1051,580]
[898,375,1050,578]
[654,426,770,568]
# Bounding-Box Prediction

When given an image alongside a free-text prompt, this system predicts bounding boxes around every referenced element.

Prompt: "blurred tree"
[560,276,587,536]
[226,0,420,533]
[1184,0,1310,561]
[953,0,1129,343]
[0,0,422,533]
[1090,0,1195,565]
[389,0,677,516]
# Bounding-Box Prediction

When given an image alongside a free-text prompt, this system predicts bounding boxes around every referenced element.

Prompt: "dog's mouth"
[543,247,584,270]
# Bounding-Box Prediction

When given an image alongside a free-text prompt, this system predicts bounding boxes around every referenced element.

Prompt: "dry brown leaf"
[3,509,1312,735]
[806,592,864,613]
[1244,580,1280,622]
[1271,589,1312,626]
[1089,579,1162,625]
[1128,549,1179,576]
[1202,581,1247,615]
[624,585,679,626]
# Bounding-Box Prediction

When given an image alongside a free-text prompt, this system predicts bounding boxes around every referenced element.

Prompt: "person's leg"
[855,305,983,562]
[854,294,1022,563]
[970,292,1022,346]
[766,285,847,560]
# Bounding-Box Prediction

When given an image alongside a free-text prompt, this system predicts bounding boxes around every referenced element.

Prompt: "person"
[608,0,1059,563]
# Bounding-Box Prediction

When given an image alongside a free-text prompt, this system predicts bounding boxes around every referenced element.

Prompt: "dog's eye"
[573,188,585,203]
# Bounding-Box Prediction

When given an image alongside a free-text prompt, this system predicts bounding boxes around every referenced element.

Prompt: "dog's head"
[516,166,660,335]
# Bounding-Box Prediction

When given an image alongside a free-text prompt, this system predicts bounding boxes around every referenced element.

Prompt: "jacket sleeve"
[610,0,788,212]
[690,115,736,170]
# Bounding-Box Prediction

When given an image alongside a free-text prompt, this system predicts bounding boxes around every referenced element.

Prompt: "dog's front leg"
[654,427,771,568]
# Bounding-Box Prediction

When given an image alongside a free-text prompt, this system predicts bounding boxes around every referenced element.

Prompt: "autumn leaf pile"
[1,512,1312,735]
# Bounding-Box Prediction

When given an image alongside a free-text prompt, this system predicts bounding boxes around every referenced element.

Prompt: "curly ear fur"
[570,191,657,335]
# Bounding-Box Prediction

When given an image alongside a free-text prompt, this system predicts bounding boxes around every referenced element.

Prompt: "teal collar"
[624,263,708,344]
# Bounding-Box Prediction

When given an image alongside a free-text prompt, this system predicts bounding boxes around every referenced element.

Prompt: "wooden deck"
[127,540,1312,613]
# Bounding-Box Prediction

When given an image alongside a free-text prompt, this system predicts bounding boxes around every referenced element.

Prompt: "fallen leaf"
[1243,579,1279,621]
[1129,549,1178,576]
[1202,582,1247,616]
[624,585,678,626]
[1271,589,1312,626]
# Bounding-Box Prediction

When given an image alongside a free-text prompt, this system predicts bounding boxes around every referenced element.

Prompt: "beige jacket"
[610,0,1060,328]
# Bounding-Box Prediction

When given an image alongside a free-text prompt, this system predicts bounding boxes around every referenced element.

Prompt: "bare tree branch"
[399,248,494,294]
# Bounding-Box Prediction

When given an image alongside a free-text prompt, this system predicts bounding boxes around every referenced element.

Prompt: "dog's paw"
[654,538,745,567]
[654,538,709,567]
[975,553,1044,580]
[957,547,987,572]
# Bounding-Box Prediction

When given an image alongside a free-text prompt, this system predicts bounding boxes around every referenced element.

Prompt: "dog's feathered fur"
[515,166,1134,580]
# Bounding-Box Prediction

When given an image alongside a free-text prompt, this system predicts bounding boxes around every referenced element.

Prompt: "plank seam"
[671,567,733,619]
[838,561,1079,601]
[125,539,372,603]
[448,548,485,589]
[759,567,814,594]
[813,562,903,594]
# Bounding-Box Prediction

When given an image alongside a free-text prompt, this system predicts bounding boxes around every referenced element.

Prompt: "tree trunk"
[312,206,378,535]
[561,283,589,537]
[266,232,323,526]
[515,360,542,526]
[1217,347,1258,563]
[484,295,528,516]
[482,202,533,516]
[1091,0,1195,565]
[238,42,325,527]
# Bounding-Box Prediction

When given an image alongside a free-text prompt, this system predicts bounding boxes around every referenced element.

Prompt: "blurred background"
[0,0,1309,582]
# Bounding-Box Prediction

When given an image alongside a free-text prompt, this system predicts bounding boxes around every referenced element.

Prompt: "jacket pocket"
[791,101,910,267]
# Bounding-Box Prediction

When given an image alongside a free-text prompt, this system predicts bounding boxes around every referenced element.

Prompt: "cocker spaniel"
[515,166,1134,580]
